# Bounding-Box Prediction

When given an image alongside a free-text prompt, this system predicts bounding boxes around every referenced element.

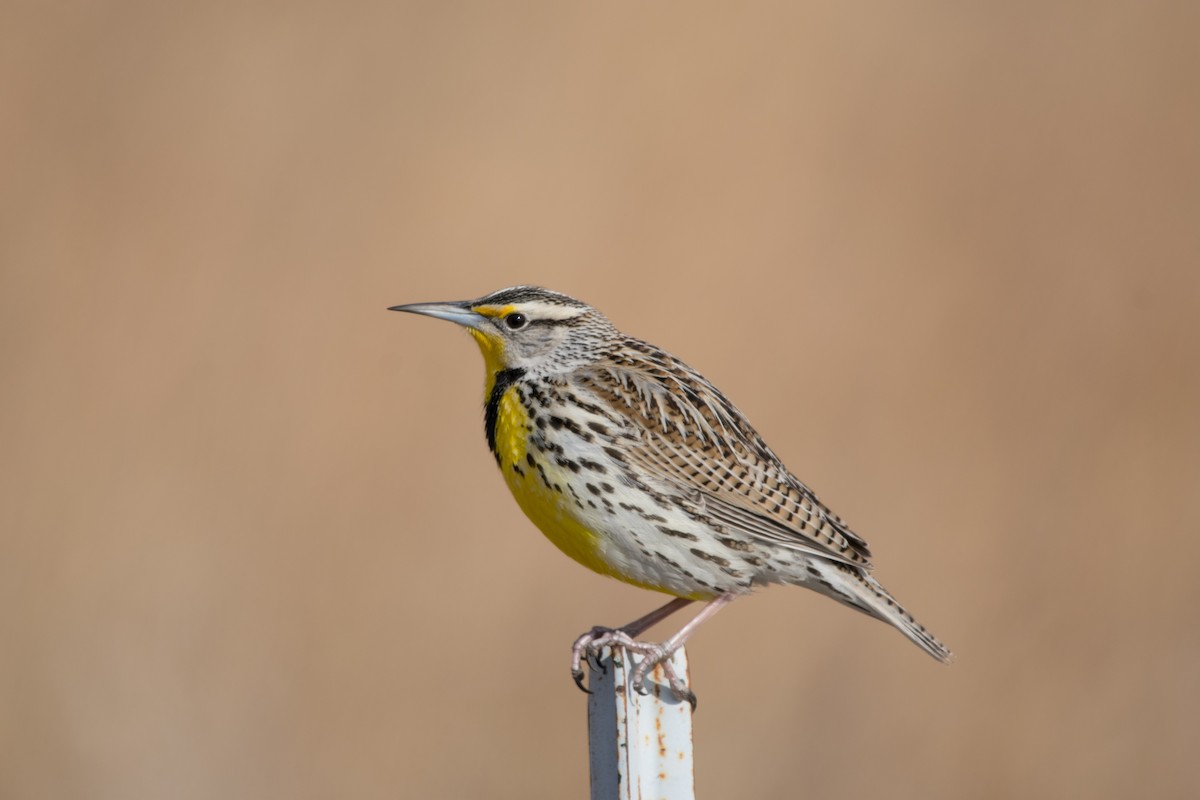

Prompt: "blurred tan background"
[2,2,1198,798]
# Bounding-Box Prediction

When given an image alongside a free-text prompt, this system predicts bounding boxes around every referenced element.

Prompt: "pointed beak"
[388,300,487,330]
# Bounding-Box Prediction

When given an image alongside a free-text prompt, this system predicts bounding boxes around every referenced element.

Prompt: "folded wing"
[579,344,873,570]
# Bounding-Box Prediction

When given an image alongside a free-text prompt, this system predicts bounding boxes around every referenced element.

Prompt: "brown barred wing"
[578,349,873,569]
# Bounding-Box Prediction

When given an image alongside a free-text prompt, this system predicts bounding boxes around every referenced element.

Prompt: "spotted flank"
[392,285,953,676]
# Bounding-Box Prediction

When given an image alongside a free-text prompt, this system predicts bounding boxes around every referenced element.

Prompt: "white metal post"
[587,646,696,800]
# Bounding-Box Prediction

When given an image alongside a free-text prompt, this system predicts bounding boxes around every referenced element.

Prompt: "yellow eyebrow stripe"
[472,304,515,319]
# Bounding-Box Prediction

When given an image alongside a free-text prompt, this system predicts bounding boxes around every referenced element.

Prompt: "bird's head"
[390,286,615,377]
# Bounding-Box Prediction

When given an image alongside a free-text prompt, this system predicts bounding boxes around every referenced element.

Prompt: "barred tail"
[808,561,953,664]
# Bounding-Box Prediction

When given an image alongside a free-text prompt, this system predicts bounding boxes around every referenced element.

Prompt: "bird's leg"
[572,594,736,708]
[626,593,736,707]
[571,597,694,692]
[626,596,697,636]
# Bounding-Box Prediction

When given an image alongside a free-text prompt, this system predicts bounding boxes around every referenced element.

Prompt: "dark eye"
[504,312,528,330]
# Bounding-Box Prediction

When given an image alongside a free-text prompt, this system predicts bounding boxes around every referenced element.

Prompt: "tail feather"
[808,561,953,664]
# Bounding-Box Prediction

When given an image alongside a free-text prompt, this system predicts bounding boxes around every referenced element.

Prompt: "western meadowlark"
[391,286,950,707]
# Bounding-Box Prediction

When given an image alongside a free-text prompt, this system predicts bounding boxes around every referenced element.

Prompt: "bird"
[390,285,951,707]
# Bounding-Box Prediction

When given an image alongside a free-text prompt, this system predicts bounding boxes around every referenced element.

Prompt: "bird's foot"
[570,627,696,710]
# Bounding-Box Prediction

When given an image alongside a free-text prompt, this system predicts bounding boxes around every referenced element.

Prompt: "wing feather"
[580,345,873,568]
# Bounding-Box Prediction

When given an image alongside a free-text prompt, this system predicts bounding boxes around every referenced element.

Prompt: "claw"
[571,626,620,697]
[661,663,697,710]
[567,594,728,707]
[585,648,607,675]
[569,625,697,708]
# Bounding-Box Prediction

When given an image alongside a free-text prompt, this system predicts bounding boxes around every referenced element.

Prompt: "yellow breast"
[470,329,699,598]
[490,384,618,577]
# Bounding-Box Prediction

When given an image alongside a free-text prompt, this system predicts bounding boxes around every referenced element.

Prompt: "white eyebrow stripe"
[514,301,589,321]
